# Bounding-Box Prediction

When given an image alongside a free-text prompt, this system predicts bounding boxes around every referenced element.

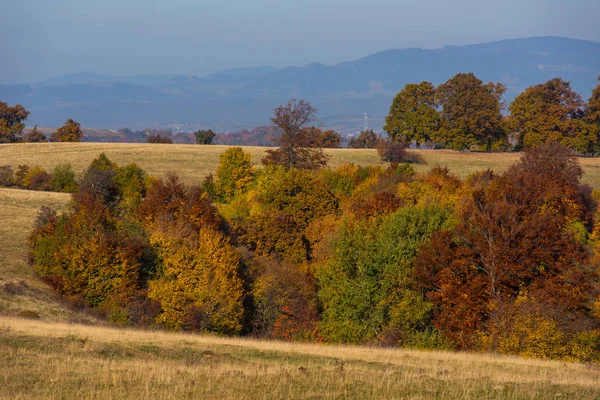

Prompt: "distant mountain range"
[2,36,599,133]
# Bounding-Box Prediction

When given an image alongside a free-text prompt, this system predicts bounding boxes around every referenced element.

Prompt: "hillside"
[2,36,599,131]
[1,144,600,398]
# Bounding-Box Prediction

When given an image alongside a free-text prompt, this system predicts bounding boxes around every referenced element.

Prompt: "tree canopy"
[51,119,83,142]
[348,129,379,149]
[436,73,506,151]
[384,81,440,147]
[195,129,216,145]
[508,78,597,154]
[262,99,328,169]
[0,101,30,143]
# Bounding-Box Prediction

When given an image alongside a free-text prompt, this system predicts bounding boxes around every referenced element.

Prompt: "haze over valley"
[2,36,599,133]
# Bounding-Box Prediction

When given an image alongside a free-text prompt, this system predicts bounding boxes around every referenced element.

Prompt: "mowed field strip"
[4,142,600,187]
[1,317,600,399]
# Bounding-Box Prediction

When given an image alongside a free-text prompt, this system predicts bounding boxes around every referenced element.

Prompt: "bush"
[23,166,51,191]
[0,165,14,186]
[22,126,47,142]
[147,134,172,144]
[14,165,29,187]
[377,139,406,163]
[50,164,78,193]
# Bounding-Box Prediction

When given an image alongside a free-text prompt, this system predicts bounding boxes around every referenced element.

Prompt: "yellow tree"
[51,118,83,142]
[148,227,244,333]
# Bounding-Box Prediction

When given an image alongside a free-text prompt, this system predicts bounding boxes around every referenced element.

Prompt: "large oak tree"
[384,81,440,148]
[508,78,597,154]
[436,73,506,151]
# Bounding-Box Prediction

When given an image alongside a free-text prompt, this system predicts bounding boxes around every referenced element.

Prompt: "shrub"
[23,166,51,191]
[377,138,406,163]
[14,165,29,187]
[50,164,77,193]
[0,165,14,186]
[147,134,172,143]
[22,126,47,142]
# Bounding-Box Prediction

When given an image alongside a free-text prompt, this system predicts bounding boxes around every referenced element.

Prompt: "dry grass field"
[1,143,600,398]
[1,317,599,399]
[4,142,600,187]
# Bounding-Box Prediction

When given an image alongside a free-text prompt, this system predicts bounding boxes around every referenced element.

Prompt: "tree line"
[385,74,600,154]
[3,73,599,153]
[28,137,600,361]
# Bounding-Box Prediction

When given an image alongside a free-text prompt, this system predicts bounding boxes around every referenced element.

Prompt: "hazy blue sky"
[2,0,599,83]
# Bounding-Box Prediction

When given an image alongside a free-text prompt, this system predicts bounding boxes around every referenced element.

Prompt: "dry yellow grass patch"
[1,317,599,399]
[3,143,600,188]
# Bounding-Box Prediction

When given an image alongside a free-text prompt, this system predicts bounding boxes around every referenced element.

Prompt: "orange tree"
[0,101,29,143]
[51,118,83,142]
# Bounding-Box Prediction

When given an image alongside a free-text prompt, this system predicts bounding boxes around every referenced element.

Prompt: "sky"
[1,0,600,83]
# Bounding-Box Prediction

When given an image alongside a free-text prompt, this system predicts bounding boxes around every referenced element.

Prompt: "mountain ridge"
[2,36,599,132]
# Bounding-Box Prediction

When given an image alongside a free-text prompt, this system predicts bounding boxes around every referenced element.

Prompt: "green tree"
[317,205,453,345]
[508,78,597,153]
[262,99,328,169]
[51,119,83,142]
[195,129,216,144]
[348,129,379,148]
[214,146,255,201]
[50,164,77,193]
[384,81,440,147]
[0,101,29,143]
[436,73,506,151]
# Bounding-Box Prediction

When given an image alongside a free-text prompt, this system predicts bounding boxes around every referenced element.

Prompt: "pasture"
[5,142,600,186]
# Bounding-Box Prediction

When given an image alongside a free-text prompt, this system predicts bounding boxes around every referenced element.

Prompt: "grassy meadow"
[1,142,600,398]
[1,317,600,399]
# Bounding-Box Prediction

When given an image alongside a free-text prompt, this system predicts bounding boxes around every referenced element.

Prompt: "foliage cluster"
[0,163,77,192]
[147,134,173,144]
[29,143,600,361]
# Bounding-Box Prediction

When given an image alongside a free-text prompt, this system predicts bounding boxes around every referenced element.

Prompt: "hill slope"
[1,144,600,398]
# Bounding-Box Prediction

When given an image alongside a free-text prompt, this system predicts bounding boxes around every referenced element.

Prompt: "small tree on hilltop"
[0,101,30,143]
[22,125,48,142]
[147,134,173,144]
[51,119,83,142]
[195,129,216,145]
[348,129,379,148]
[262,99,328,170]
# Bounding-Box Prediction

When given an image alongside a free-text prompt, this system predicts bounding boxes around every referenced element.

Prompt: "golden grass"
[1,316,599,399]
[3,143,600,188]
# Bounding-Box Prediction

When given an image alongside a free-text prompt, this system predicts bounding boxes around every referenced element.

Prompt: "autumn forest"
[2,72,600,365]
